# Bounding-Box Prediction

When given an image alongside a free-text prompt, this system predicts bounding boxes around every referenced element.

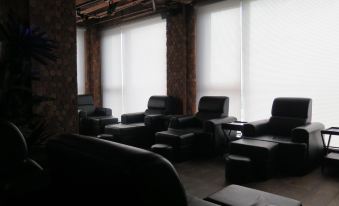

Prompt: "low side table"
[321,127,339,173]
[222,121,247,139]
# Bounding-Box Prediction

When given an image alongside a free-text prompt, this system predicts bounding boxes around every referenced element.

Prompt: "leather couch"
[104,95,179,149]
[46,133,302,206]
[0,121,47,204]
[78,94,118,136]
[241,97,324,174]
[168,96,237,155]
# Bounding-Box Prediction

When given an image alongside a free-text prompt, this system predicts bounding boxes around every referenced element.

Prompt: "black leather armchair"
[242,97,324,174]
[169,96,237,155]
[104,95,179,148]
[78,94,118,136]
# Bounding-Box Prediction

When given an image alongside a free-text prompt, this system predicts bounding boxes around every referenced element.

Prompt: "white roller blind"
[196,0,242,119]
[76,28,86,95]
[242,0,339,128]
[101,16,167,118]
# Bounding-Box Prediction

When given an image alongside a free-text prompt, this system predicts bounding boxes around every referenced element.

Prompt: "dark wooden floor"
[174,157,339,206]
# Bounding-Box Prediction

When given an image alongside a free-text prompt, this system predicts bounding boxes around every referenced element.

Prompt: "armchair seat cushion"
[155,130,195,148]
[87,116,118,129]
[230,139,278,162]
[205,184,301,206]
[249,135,297,144]
[105,123,146,136]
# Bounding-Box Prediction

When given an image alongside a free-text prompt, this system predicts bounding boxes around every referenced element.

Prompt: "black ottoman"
[225,154,252,183]
[86,116,118,135]
[104,123,151,149]
[154,129,195,162]
[227,139,278,181]
[151,144,174,162]
[205,184,301,206]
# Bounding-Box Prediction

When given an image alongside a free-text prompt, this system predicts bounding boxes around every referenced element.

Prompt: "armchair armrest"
[204,116,237,132]
[121,112,145,124]
[94,107,112,116]
[144,114,165,127]
[78,109,87,119]
[243,119,269,137]
[168,115,200,129]
[292,122,325,143]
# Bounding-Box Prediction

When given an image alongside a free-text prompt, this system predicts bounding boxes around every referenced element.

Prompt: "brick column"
[85,27,102,107]
[29,0,78,133]
[167,5,196,114]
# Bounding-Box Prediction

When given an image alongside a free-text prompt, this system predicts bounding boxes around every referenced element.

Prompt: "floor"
[174,157,339,206]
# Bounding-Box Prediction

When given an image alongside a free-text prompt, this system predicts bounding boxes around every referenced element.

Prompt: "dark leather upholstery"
[46,134,302,206]
[78,94,118,135]
[0,121,46,204]
[242,97,324,174]
[46,134,214,206]
[205,184,302,206]
[168,96,237,155]
[105,95,179,149]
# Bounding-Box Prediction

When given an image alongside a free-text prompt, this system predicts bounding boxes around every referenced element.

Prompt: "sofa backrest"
[195,96,229,121]
[268,97,312,136]
[78,94,95,115]
[47,134,188,206]
[145,95,179,116]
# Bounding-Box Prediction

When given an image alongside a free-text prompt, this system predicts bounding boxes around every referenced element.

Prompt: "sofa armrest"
[94,107,112,116]
[243,119,269,137]
[292,122,325,143]
[169,115,199,129]
[204,116,237,132]
[121,112,145,124]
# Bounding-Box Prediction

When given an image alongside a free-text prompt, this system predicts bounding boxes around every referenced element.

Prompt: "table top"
[222,121,248,131]
[321,127,339,135]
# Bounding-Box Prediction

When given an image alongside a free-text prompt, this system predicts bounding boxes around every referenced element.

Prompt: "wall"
[167,5,196,114]
[29,0,78,133]
[85,27,102,107]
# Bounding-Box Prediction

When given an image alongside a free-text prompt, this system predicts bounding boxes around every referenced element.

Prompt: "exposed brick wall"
[167,5,196,115]
[186,6,197,114]
[29,0,78,133]
[0,0,29,24]
[85,27,102,107]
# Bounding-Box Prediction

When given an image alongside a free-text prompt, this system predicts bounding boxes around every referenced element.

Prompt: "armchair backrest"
[195,96,229,121]
[268,97,312,136]
[78,94,95,115]
[145,95,179,116]
[47,134,188,206]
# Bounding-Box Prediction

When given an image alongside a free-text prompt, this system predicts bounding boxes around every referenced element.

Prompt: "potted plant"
[0,13,56,149]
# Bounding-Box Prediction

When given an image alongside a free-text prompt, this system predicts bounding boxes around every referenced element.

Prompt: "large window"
[197,0,339,131]
[76,28,86,95]
[101,16,167,118]
[196,0,242,119]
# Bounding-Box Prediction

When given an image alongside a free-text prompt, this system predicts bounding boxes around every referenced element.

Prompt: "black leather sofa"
[104,95,179,149]
[78,94,118,136]
[0,121,47,205]
[230,97,324,176]
[46,133,302,206]
[167,96,237,156]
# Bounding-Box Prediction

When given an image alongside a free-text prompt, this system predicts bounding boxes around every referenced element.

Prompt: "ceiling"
[75,0,195,27]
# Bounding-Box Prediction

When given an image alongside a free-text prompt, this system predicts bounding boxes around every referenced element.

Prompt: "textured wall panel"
[85,27,102,107]
[30,0,78,133]
[167,6,196,114]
